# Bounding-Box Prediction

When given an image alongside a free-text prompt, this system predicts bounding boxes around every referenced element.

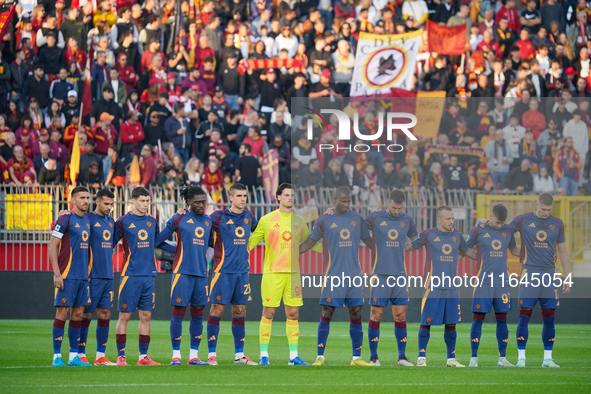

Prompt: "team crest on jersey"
[129,223,136,228]
[82,231,89,242]
[549,224,555,231]
[61,298,67,303]
[340,229,351,240]
[282,231,291,241]
[400,221,405,228]
[205,221,209,227]
[519,300,523,305]
[536,231,547,242]
[245,218,249,224]
[373,297,377,303]
[103,230,111,241]
[235,227,245,238]
[122,304,128,309]
[502,232,507,238]
[351,221,357,227]
[326,298,332,303]
[138,229,149,241]
[216,295,222,301]
[147,221,152,227]
[195,227,205,238]
[330,223,338,228]
[475,304,481,309]
[380,221,387,226]
[94,222,101,227]
[442,244,452,255]
[452,236,457,243]
[176,298,182,303]
[388,229,399,240]
[491,239,502,250]
[426,317,432,323]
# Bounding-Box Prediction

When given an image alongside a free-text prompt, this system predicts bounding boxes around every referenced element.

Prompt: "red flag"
[0,5,16,41]
[426,20,467,56]
[81,57,93,121]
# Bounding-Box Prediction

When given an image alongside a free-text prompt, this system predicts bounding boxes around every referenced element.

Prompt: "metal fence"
[1,185,584,275]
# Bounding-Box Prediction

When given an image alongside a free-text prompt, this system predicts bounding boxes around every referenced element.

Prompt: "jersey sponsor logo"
[282,231,291,241]
[549,224,555,230]
[380,221,387,226]
[388,229,399,240]
[330,223,338,228]
[81,230,89,242]
[103,230,111,241]
[442,243,452,255]
[483,233,490,238]
[340,228,351,240]
[491,239,502,250]
[235,226,245,238]
[138,229,149,241]
[227,219,234,224]
[195,227,205,238]
[502,232,507,238]
[187,218,194,224]
[245,218,249,225]
[94,222,101,227]
[147,221,152,227]
[351,221,357,227]
[433,237,440,242]
[129,223,136,228]
[536,230,547,242]
[75,223,80,228]
[529,222,536,228]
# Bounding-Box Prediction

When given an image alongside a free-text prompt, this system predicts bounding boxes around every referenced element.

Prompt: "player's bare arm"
[460,248,478,260]
[509,246,520,257]
[48,237,63,290]
[362,237,374,249]
[299,237,317,254]
[404,242,416,252]
[557,242,571,294]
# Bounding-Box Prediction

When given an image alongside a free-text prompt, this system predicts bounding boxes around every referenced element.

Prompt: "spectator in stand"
[138,144,157,187]
[301,158,324,192]
[323,158,348,187]
[92,113,118,156]
[521,99,546,140]
[519,0,541,35]
[242,126,268,159]
[8,145,37,186]
[33,143,51,176]
[235,143,261,187]
[444,156,469,189]
[554,137,584,196]
[518,129,541,173]
[421,56,451,92]
[79,140,103,183]
[90,86,123,128]
[38,157,61,184]
[217,55,245,110]
[200,129,227,165]
[1,131,16,163]
[104,145,127,187]
[184,157,202,186]
[120,111,145,157]
[533,165,556,194]
[503,114,526,161]
[270,134,290,170]
[563,109,589,183]
[164,102,191,164]
[377,160,399,190]
[495,0,519,33]
[201,158,224,194]
[22,64,50,110]
[484,128,513,190]
[424,162,447,193]
[49,130,68,167]
[399,154,424,190]
[504,158,534,192]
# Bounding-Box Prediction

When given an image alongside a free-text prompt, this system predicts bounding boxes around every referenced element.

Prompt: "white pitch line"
[2,365,591,370]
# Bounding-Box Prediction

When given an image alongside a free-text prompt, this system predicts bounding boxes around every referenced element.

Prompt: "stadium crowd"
[0,0,590,199]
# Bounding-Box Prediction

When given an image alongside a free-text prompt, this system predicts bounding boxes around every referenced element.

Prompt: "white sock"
[96,352,105,359]
[235,352,244,359]
[53,353,61,360]
[290,351,298,360]
[139,354,147,360]
[69,351,78,361]
[352,356,360,361]
[208,352,216,359]
[447,358,455,362]
[317,355,324,359]
[172,349,181,359]
[190,349,198,359]
[544,349,552,359]
[78,353,86,358]
[260,351,269,358]
[498,356,506,361]
[518,349,526,359]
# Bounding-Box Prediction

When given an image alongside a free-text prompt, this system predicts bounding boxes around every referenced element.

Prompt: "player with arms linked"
[405,206,477,367]
[155,186,213,366]
[50,186,92,367]
[365,189,418,367]
[248,183,321,366]
[300,187,374,367]
[466,203,520,367]
[207,183,259,365]
[509,193,572,368]
[113,186,175,366]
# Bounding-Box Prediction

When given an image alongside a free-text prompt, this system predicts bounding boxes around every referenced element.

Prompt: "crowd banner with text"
[426,20,467,56]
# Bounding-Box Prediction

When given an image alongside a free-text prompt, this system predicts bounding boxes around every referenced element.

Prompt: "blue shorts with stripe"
[472,283,512,313]
[420,288,461,326]
[369,275,410,306]
[54,279,91,308]
[118,276,155,312]
[170,273,209,307]
[86,278,114,313]
[209,272,252,305]
[320,285,364,308]
[518,267,560,309]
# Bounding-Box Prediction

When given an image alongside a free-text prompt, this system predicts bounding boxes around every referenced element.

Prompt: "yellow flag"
[70,130,80,184]
[129,154,141,183]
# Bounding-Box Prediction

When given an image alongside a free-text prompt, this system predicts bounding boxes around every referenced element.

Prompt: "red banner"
[426,20,466,56]
[0,5,15,41]
[237,58,303,75]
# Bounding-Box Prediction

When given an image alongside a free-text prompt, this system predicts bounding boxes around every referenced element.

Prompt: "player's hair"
[335,186,352,198]
[492,204,508,223]
[389,189,406,204]
[71,186,89,197]
[276,183,292,198]
[180,186,206,203]
[538,193,554,206]
[131,186,150,199]
[229,183,247,195]
[96,188,115,200]
[436,206,452,218]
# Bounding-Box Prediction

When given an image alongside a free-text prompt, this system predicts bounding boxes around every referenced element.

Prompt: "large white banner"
[350,30,422,97]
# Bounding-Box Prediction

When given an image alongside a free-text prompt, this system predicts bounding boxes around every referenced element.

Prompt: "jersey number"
[502,293,509,304]
[152,293,156,304]
[110,291,114,302]
[205,285,209,297]
[244,284,251,295]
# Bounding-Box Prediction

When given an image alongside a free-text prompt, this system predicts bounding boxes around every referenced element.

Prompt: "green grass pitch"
[0,320,590,393]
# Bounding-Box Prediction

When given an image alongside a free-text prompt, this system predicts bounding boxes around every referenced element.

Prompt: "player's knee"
[118,312,132,322]
[262,307,276,320]
[97,309,111,320]
[286,310,299,320]
[55,307,69,320]
[321,306,335,320]
[349,306,362,321]
[232,304,246,318]
[541,308,555,318]
[139,311,151,323]
[370,307,383,322]
[393,311,406,322]
[71,307,84,321]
